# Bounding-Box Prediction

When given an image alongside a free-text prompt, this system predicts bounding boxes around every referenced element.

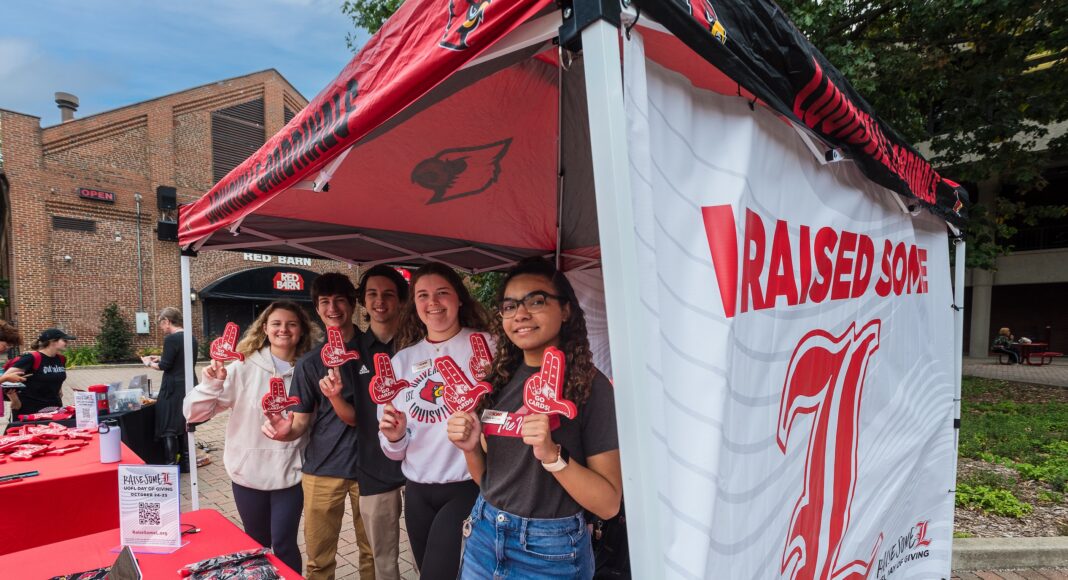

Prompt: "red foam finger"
[322,326,360,368]
[523,347,577,419]
[210,322,244,362]
[435,356,493,415]
[370,353,409,404]
[261,377,301,414]
[468,333,493,381]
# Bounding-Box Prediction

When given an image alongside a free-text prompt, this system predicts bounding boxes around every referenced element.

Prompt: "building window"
[52,216,97,232]
[211,98,265,183]
[284,106,295,125]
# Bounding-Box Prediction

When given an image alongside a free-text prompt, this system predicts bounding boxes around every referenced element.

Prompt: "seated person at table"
[7,328,73,417]
[183,301,319,574]
[992,327,1020,364]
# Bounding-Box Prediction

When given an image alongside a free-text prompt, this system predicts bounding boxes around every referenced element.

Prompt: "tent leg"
[581,19,659,579]
[181,253,200,511]
[949,238,965,543]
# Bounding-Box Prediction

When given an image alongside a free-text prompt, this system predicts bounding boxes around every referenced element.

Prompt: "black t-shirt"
[289,327,362,479]
[158,331,198,389]
[11,352,68,416]
[481,364,618,519]
[351,330,405,495]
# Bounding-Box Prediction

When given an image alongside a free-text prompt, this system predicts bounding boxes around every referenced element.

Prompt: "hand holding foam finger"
[523,347,577,419]
[321,326,360,368]
[261,377,301,415]
[435,356,492,414]
[210,322,244,362]
[447,411,482,452]
[379,401,407,442]
[369,353,409,404]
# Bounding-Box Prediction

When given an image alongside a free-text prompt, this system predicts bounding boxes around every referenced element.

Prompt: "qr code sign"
[138,501,161,526]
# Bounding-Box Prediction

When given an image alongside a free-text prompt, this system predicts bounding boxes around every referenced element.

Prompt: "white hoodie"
[184,346,306,490]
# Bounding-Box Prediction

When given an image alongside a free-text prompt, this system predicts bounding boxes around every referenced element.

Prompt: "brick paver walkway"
[59,363,1068,579]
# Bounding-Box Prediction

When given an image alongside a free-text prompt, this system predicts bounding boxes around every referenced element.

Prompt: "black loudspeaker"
[157,220,178,242]
[157,186,177,210]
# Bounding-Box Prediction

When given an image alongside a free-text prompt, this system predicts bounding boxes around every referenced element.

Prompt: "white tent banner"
[624,32,956,580]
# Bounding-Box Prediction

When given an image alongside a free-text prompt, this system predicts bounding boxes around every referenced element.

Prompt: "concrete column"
[967,177,1000,355]
[969,268,994,355]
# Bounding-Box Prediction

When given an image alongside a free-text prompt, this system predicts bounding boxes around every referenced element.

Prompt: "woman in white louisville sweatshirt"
[184,301,319,574]
[377,262,494,580]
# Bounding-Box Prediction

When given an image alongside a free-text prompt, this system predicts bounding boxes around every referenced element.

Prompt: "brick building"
[0,70,357,356]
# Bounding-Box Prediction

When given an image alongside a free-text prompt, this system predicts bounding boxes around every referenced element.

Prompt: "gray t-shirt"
[481,364,618,518]
[290,328,362,479]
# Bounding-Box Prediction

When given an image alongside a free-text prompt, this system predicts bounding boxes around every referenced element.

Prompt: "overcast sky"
[0,0,364,125]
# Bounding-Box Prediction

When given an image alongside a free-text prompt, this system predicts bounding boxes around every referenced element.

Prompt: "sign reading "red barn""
[273,272,304,291]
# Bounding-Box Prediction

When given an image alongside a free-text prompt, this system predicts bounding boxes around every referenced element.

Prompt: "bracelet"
[541,444,569,473]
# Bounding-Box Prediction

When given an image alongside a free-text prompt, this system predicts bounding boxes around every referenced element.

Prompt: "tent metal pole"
[948,237,965,550]
[180,253,200,511]
[581,19,660,579]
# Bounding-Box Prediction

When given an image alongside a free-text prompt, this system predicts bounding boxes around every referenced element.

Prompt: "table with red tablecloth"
[0,434,142,555]
[0,509,301,578]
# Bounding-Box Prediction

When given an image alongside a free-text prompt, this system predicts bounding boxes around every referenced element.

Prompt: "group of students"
[183,256,622,579]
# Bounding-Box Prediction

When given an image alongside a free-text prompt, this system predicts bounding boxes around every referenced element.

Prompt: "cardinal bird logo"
[680,0,727,44]
[420,380,445,404]
[412,139,512,205]
[440,0,491,51]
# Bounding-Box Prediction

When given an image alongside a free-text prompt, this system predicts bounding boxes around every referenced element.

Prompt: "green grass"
[959,377,1068,492]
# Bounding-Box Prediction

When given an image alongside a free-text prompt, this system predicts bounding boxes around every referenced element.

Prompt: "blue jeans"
[459,495,594,579]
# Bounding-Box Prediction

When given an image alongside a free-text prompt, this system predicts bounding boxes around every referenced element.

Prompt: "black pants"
[405,479,479,580]
[232,481,304,574]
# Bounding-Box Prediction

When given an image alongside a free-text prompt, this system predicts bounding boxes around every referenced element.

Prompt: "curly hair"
[395,262,492,350]
[236,301,321,362]
[0,321,21,349]
[481,257,596,411]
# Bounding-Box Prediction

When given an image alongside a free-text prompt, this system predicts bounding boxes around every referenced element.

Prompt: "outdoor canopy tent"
[177,0,969,577]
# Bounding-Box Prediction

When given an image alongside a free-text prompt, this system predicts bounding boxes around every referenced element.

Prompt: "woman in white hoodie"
[184,301,319,574]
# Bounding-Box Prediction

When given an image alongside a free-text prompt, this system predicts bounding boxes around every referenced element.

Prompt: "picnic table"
[1013,342,1063,365]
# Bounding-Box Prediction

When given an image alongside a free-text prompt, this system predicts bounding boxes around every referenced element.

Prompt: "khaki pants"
[302,473,374,580]
[359,487,403,580]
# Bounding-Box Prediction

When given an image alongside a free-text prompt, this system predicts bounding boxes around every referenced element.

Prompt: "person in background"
[144,307,198,467]
[184,301,317,574]
[345,265,408,580]
[0,321,27,419]
[378,262,493,580]
[992,326,1020,364]
[261,273,375,580]
[8,328,74,417]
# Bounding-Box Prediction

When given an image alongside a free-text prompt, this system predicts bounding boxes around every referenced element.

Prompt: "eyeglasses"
[498,291,565,319]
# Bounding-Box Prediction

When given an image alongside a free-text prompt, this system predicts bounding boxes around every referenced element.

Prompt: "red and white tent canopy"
[177,1,968,578]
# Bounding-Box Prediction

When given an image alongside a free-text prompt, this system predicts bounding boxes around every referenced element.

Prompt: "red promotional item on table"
[434,355,492,414]
[523,347,577,419]
[261,377,300,415]
[321,326,359,368]
[468,333,493,381]
[369,353,408,404]
[17,406,75,422]
[210,322,244,362]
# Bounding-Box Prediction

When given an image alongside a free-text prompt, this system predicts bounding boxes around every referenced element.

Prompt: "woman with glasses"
[447,257,622,579]
[377,262,493,580]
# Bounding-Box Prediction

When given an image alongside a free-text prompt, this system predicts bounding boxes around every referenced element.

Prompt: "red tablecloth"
[0,509,301,578]
[0,433,142,555]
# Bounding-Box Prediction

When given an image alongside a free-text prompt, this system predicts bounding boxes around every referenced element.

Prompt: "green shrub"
[65,345,100,368]
[960,470,1017,491]
[96,303,134,362]
[1037,490,1063,504]
[956,483,1033,518]
[136,346,162,357]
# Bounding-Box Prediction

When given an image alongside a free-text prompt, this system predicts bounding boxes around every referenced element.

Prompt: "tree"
[97,302,134,362]
[344,0,1068,268]
[776,0,1068,268]
[342,0,401,45]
